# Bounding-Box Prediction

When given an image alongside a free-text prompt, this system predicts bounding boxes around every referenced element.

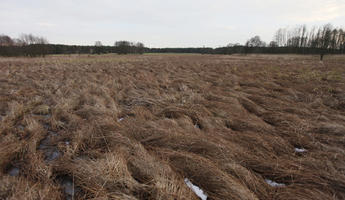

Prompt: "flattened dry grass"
[1,54,345,199]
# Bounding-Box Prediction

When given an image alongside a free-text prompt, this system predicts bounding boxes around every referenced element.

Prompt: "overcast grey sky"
[1,0,344,47]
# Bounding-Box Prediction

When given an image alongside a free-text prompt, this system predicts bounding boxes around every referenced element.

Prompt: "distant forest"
[0,24,344,58]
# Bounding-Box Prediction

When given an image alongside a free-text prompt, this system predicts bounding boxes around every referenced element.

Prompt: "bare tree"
[13,38,26,46]
[20,34,48,45]
[95,41,102,46]
[338,29,345,53]
[114,41,132,54]
[94,41,103,54]
[246,36,266,47]
[0,35,14,46]
[135,42,145,54]
[269,41,278,47]
[227,43,241,47]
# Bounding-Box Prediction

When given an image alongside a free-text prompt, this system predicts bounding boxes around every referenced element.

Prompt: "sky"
[1,0,344,48]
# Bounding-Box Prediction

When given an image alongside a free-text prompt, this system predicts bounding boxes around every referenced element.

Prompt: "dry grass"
[1,53,345,200]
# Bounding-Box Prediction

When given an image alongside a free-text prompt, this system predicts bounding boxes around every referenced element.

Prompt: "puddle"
[38,131,61,161]
[44,114,52,119]
[61,176,75,200]
[33,113,51,119]
[39,131,58,149]
[295,148,307,153]
[62,179,74,195]
[43,123,51,130]
[265,179,285,187]
[184,178,207,200]
[8,167,20,176]
[194,122,203,130]
[48,130,58,136]
[44,148,61,161]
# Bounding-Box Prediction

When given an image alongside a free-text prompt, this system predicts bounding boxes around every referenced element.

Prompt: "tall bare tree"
[95,41,102,46]
[20,34,48,45]
[0,35,14,46]
[246,36,266,47]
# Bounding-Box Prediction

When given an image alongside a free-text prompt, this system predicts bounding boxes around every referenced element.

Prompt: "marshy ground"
[1,54,345,200]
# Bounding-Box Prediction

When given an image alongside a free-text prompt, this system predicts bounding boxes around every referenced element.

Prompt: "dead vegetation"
[0,54,345,200]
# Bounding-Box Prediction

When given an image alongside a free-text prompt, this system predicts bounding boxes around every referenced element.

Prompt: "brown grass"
[1,53,345,199]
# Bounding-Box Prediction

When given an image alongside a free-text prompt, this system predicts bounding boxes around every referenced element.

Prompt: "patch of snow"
[265,179,285,187]
[295,148,307,153]
[184,178,207,200]
[118,117,124,122]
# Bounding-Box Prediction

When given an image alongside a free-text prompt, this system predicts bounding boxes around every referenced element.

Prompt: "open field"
[1,54,345,200]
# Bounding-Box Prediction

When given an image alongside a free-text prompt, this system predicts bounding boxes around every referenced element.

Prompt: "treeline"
[1,42,342,57]
[0,34,146,57]
[273,24,344,51]
[0,33,48,46]
[0,34,50,57]
[214,46,344,55]
[221,24,345,56]
[149,47,214,54]
[0,44,147,57]
[0,23,344,57]
[94,41,145,54]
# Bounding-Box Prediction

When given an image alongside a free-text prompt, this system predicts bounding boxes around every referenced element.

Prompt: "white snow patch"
[265,179,285,187]
[118,117,124,122]
[295,148,307,153]
[184,178,207,200]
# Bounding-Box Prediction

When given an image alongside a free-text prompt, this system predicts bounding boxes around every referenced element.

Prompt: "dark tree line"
[149,47,214,54]
[92,40,145,54]
[246,36,266,47]
[0,24,344,57]
[0,34,146,56]
[0,34,49,57]
[114,41,145,54]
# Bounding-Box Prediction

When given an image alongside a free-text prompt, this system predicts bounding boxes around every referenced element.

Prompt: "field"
[1,54,345,200]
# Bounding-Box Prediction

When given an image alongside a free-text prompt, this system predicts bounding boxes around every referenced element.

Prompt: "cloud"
[284,0,345,23]
[217,26,237,31]
[37,22,56,28]
[0,0,344,47]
